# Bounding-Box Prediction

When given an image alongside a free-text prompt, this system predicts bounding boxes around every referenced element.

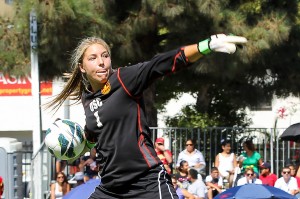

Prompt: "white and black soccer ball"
[45,119,86,160]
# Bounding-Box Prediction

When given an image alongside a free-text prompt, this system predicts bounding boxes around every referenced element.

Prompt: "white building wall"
[0,80,85,131]
[0,79,85,142]
[247,96,300,129]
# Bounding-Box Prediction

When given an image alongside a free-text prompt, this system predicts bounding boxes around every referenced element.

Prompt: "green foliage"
[165,105,219,128]
[0,17,30,76]
[1,0,300,127]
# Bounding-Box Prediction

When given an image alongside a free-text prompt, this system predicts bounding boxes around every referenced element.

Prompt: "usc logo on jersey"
[101,81,111,95]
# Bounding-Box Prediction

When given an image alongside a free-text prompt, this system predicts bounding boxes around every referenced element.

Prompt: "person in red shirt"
[154,137,173,174]
[0,176,4,197]
[259,162,277,186]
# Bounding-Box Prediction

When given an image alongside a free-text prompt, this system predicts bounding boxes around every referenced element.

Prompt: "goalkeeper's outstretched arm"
[184,34,247,63]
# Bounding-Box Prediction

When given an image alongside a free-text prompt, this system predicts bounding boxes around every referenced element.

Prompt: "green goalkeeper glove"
[198,34,247,55]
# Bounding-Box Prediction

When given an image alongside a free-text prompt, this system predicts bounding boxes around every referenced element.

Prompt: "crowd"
[154,137,300,199]
[49,137,300,199]
[50,148,100,199]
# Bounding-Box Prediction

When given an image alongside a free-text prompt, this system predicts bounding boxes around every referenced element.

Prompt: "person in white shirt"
[275,166,298,196]
[214,139,237,188]
[237,167,262,186]
[205,167,223,199]
[185,169,207,199]
[176,139,206,174]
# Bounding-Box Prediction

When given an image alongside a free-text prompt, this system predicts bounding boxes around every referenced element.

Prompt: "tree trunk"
[195,84,211,113]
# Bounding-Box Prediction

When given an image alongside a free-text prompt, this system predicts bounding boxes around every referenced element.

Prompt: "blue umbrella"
[63,179,101,199]
[214,184,297,199]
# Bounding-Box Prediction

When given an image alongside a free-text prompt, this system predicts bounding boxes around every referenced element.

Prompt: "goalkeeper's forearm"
[184,44,204,63]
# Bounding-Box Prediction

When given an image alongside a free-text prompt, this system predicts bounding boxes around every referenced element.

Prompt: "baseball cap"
[155,137,164,144]
[261,162,271,169]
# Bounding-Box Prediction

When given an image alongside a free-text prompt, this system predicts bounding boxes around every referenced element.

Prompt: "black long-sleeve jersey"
[82,47,192,190]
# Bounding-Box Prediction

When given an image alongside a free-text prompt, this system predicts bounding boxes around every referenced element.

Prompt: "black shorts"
[88,165,178,199]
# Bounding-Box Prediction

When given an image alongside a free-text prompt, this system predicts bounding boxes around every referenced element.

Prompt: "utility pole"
[30,10,41,155]
[30,9,42,199]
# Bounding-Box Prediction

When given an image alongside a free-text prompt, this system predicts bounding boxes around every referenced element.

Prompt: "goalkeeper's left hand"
[198,34,247,55]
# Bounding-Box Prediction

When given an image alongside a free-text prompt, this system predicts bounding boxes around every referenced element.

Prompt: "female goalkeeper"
[47,34,247,198]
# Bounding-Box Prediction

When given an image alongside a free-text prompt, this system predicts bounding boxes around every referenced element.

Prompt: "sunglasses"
[186,144,193,146]
[57,176,64,179]
[157,143,164,145]
[246,173,254,176]
[283,171,290,174]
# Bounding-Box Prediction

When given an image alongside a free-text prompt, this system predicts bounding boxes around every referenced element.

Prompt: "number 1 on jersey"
[94,111,103,128]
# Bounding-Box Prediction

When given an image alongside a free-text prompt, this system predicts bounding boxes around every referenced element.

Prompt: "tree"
[1,0,299,127]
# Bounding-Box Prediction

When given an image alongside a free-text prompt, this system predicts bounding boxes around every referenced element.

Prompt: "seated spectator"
[74,172,85,187]
[237,167,262,186]
[214,139,237,188]
[205,167,223,199]
[55,159,67,173]
[274,166,298,196]
[185,168,207,199]
[287,164,300,189]
[176,139,206,174]
[175,160,190,189]
[171,174,185,199]
[171,174,197,199]
[259,162,277,186]
[50,172,70,199]
[79,148,98,182]
[154,137,173,174]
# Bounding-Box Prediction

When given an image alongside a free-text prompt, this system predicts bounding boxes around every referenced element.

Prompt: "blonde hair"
[46,37,111,111]
[244,167,254,174]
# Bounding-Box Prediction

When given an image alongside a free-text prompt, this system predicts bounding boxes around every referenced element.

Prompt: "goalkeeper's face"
[80,43,113,92]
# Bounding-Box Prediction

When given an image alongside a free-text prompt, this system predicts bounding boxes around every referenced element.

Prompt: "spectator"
[176,139,206,174]
[237,167,262,186]
[287,164,300,189]
[55,159,67,173]
[79,148,98,182]
[274,166,298,196]
[259,162,277,186]
[74,171,85,187]
[154,137,173,174]
[175,160,190,189]
[214,139,237,188]
[171,174,196,199]
[171,174,185,199]
[238,139,263,175]
[50,172,70,199]
[205,167,223,199]
[0,176,3,198]
[185,168,207,199]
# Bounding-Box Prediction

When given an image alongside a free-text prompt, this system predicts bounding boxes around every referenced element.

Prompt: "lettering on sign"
[0,73,52,96]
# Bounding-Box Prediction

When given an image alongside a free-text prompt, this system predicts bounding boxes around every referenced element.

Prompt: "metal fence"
[21,142,34,198]
[20,127,299,198]
[150,127,298,176]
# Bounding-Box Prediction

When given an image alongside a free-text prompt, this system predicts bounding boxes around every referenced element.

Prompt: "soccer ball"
[45,119,86,160]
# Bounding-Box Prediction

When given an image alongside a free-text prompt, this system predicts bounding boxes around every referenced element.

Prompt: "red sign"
[0,73,52,96]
